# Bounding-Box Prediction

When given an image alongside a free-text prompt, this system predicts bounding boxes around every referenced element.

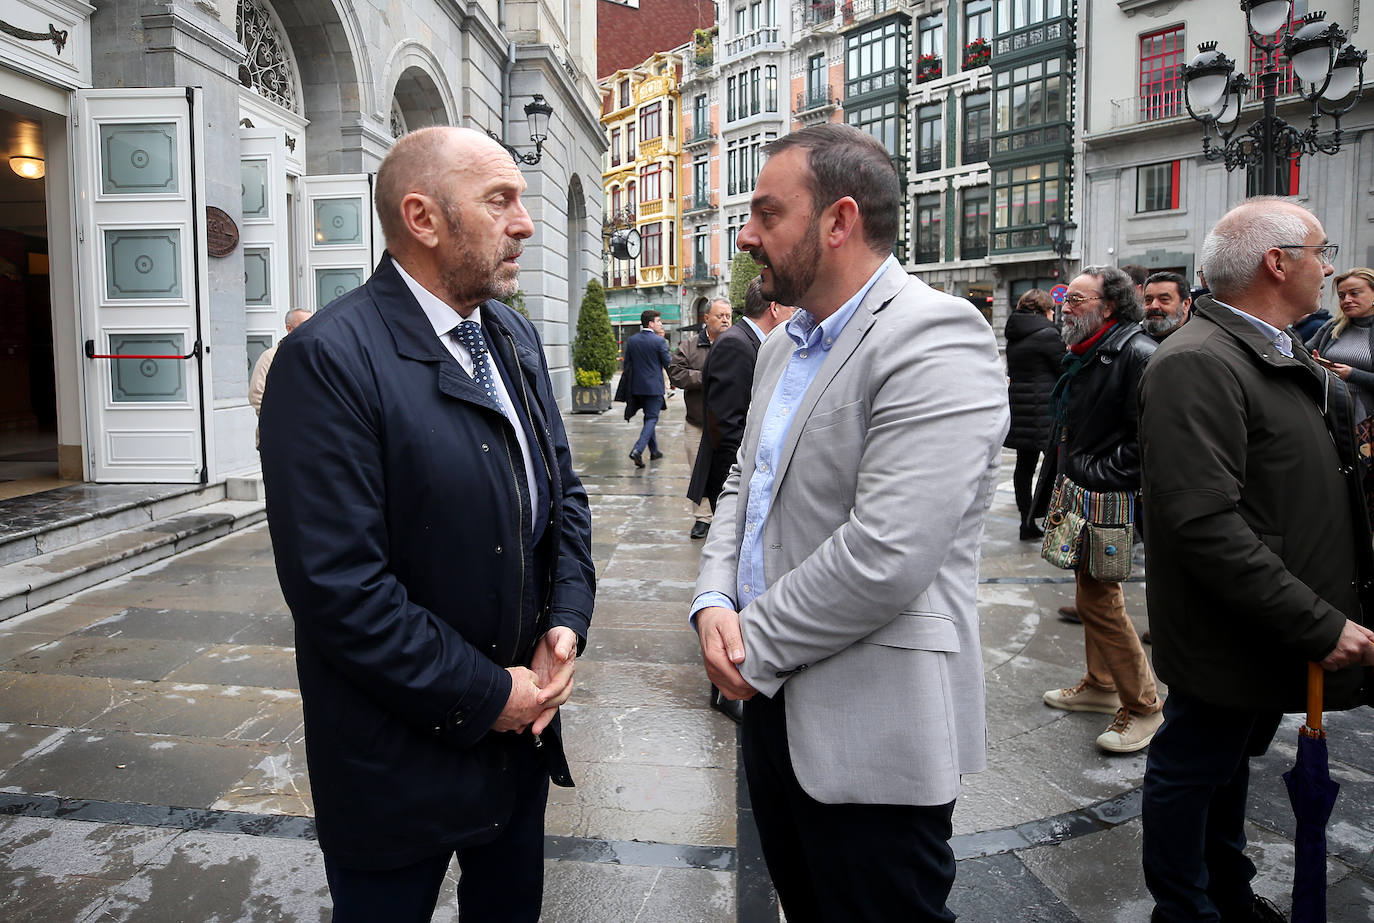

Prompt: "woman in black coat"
[1004,289,1065,539]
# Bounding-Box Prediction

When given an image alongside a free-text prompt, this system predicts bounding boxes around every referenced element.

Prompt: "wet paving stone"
[164,644,299,689]
[3,635,212,682]
[0,728,273,809]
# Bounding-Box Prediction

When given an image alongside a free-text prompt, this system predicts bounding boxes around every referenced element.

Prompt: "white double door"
[77,88,211,483]
[78,88,379,483]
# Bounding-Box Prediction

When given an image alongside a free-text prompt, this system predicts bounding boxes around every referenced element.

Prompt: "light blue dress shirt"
[1216,298,1294,357]
[692,256,899,623]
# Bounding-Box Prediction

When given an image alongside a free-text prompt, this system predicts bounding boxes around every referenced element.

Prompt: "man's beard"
[750,218,822,306]
[1142,310,1184,338]
[437,202,522,306]
[1062,303,1106,346]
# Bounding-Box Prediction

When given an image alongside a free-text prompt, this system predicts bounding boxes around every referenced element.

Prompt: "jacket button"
[1340,465,1355,476]
[481,443,490,452]
[450,711,466,727]
[495,545,503,554]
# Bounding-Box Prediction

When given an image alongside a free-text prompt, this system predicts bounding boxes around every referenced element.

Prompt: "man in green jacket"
[1138,196,1374,923]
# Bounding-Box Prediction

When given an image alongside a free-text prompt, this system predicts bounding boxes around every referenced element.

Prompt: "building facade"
[667,0,1081,331]
[599,51,686,340]
[1080,0,1374,286]
[0,0,604,487]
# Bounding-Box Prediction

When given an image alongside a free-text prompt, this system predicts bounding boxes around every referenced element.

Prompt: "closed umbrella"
[1282,662,1340,923]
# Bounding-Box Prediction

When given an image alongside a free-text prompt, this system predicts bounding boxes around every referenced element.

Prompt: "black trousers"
[1142,689,1282,922]
[742,688,958,923]
[323,741,550,923]
[1013,447,1047,525]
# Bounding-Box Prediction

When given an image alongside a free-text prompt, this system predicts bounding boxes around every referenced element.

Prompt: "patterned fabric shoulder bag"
[1041,475,1135,581]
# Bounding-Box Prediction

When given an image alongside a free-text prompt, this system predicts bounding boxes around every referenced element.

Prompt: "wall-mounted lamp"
[9,156,45,180]
[488,95,556,165]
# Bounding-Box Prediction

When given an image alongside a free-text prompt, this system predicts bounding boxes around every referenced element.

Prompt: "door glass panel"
[109,333,187,402]
[242,158,270,218]
[314,197,364,246]
[316,267,364,308]
[104,229,183,300]
[247,333,273,374]
[243,246,271,305]
[100,123,179,195]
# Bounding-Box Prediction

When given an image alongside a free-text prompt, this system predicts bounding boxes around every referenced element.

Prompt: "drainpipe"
[498,0,514,142]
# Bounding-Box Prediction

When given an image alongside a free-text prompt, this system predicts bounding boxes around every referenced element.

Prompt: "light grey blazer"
[696,260,1010,806]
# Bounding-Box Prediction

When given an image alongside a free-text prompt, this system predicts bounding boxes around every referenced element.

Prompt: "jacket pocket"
[861,611,961,652]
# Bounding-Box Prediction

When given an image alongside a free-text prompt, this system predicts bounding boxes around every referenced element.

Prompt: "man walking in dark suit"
[689,277,793,722]
[259,126,594,923]
[687,278,793,513]
[620,309,670,467]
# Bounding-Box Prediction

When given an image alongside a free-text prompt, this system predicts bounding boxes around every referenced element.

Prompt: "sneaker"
[1097,706,1164,753]
[1043,681,1120,715]
[1058,605,1082,624]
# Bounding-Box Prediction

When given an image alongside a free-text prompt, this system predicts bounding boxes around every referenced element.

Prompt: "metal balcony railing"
[684,193,717,213]
[796,85,837,111]
[724,27,783,62]
[688,263,719,282]
[960,237,988,260]
[687,121,715,144]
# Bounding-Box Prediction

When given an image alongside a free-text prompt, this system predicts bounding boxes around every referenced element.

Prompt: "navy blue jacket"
[622,327,670,396]
[260,256,594,869]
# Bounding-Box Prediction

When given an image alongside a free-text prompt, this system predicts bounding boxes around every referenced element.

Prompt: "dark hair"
[1144,271,1189,300]
[1015,289,1055,314]
[744,277,767,318]
[763,124,900,255]
[640,309,661,327]
[1080,265,1144,322]
[1119,264,1149,287]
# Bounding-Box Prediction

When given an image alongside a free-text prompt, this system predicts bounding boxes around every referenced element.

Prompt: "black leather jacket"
[1039,320,1157,494]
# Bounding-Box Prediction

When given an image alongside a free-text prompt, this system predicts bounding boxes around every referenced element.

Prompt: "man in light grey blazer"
[691,124,1009,922]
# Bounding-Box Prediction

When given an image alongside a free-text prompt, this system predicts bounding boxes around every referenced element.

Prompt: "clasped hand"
[697,606,758,701]
[494,626,578,735]
[1319,619,1374,670]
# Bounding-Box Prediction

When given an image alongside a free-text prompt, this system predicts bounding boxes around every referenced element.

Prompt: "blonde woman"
[1307,266,1374,427]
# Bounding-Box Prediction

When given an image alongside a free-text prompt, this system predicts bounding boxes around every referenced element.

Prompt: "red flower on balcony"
[916,54,942,83]
[962,38,991,70]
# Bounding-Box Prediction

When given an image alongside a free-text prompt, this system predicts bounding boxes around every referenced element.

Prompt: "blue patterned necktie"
[451,320,506,415]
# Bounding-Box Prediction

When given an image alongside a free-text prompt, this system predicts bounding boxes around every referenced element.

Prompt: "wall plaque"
[206,206,239,257]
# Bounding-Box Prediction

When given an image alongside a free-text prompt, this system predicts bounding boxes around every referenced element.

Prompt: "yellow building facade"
[599,52,686,330]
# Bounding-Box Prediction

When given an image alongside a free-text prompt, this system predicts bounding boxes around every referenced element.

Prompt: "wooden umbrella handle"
[1306,661,1325,735]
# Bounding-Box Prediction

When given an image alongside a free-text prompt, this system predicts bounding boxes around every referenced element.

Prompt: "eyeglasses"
[1062,293,1103,307]
[1276,243,1340,265]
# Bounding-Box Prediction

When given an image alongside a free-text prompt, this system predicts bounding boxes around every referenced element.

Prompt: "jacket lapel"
[368,255,507,413]
[769,261,905,490]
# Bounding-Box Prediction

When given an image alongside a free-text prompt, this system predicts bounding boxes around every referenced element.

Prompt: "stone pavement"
[1,397,1373,921]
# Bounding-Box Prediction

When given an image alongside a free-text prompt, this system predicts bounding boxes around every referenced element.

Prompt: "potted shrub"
[570,279,616,412]
[694,26,716,67]
[841,1,854,24]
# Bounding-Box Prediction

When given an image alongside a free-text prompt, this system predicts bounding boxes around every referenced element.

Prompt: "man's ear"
[822,196,861,250]
[400,192,442,250]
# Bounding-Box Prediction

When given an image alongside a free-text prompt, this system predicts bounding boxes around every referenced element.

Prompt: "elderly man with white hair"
[1138,196,1374,923]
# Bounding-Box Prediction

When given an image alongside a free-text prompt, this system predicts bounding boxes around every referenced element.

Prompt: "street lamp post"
[488,94,555,165]
[1181,0,1365,196]
[1047,213,1077,325]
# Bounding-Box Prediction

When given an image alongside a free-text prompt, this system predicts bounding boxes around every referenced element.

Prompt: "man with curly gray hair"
[1036,264,1164,754]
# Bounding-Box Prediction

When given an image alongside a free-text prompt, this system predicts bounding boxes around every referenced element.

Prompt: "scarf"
[1049,320,1118,424]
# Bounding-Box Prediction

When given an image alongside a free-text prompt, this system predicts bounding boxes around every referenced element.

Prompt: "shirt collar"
[785,254,898,350]
[741,316,766,341]
[392,256,483,339]
[1213,297,1292,357]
